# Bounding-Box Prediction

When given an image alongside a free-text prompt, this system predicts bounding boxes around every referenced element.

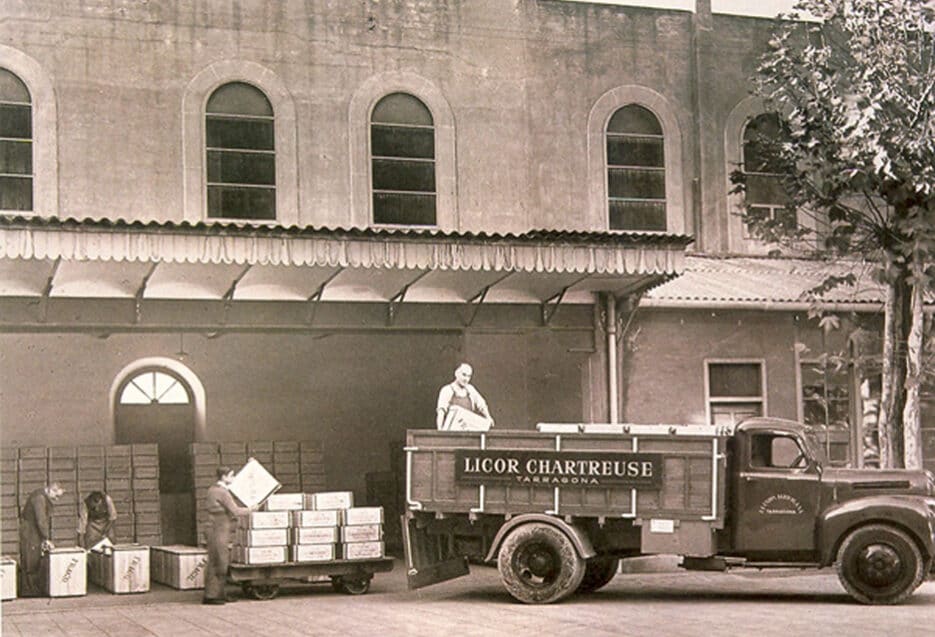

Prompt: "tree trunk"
[877,272,910,468]
[902,275,925,470]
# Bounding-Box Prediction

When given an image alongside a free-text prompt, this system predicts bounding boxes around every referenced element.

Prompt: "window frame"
[368,92,437,227]
[182,60,297,225]
[587,86,685,235]
[0,45,57,216]
[704,358,767,426]
[0,67,33,212]
[204,81,277,222]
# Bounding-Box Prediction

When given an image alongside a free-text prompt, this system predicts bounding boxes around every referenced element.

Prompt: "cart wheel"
[243,582,280,600]
[335,575,371,595]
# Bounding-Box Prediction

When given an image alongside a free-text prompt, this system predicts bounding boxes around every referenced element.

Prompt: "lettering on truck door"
[733,431,820,554]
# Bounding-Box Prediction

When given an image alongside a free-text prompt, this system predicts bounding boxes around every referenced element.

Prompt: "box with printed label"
[307,491,354,511]
[0,556,16,601]
[88,544,150,594]
[343,507,384,526]
[341,541,384,560]
[231,545,287,565]
[292,509,342,527]
[236,528,289,547]
[290,543,335,562]
[228,459,281,509]
[151,545,207,590]
[43,547,87,597]
[240,511,290,529]
[263,493,305,511]
[341,524,383,543]
[292,526,339,544]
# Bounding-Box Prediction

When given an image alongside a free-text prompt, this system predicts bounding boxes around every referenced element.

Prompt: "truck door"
[733,431,821,554]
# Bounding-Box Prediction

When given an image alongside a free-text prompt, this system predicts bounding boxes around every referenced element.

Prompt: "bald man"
[436,363,493,430]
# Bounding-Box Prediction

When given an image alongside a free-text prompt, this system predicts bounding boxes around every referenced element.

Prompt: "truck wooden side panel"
[406,430,727,526]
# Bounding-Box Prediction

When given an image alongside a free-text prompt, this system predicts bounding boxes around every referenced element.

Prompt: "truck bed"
[406,429,727,525]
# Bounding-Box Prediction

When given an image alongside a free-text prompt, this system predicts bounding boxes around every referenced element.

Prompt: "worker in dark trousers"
[203,466,252,605]
[77,490,118,548]
[19,482,64,597]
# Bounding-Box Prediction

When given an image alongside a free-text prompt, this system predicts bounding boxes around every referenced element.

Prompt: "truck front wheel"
[498,522,585,604]
[836,524,925,604]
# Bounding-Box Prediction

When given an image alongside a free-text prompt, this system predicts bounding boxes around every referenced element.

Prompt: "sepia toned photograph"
[0,1,933,635]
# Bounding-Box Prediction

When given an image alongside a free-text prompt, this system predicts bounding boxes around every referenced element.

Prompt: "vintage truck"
[401,417,935,604]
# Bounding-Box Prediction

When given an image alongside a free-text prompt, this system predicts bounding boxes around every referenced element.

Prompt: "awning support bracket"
[387,271,429,326]
[133,262,160,324]
[222,265,253,324]
[461,272,513,327]
[306,267,344,325]
[37,257,62,323]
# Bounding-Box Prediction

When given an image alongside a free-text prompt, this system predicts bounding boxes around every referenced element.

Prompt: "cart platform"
[228,557,394,599]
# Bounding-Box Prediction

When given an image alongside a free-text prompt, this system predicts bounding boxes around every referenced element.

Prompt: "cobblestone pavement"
[2,560,933,636]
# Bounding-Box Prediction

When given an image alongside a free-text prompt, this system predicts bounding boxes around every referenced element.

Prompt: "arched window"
[205,82,275,220]
[742,113,794,235]
[606,104,666,231]
[119,370,191,405]
[370,92,436,226]
[0,67,32,211]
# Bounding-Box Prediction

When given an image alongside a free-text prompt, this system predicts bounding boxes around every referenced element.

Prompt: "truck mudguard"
[818,495,935,566]
[483,513,598,563]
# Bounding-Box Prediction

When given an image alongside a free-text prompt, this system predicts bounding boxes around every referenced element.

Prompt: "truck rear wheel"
[576,557,619,593]
[836,524,925,605]
[497,522,585,604]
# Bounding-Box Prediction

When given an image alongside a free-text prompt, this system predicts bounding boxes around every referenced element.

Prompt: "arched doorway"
[114,365,199,544]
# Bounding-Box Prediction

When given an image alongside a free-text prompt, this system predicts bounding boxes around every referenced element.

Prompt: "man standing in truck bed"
[436,363,493,430]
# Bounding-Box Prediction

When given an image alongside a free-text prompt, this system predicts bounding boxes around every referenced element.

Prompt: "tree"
[737,0,935,468]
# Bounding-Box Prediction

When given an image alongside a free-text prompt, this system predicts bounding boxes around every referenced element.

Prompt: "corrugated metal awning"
[642,254,899,311]
[0,215,691,305]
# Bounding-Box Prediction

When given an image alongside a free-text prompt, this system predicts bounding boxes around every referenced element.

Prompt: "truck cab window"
[751,434,806,469]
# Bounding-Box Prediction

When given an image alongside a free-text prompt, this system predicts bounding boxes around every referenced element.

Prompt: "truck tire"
[836,524,925,605]
[576,557,619,593]
[497,522,586,604]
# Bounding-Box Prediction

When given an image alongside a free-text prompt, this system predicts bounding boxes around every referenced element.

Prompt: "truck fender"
[818,495,935,567]
[483,514,597,564]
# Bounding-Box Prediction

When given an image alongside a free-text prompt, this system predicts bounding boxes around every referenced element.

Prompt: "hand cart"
[228,557,394,600]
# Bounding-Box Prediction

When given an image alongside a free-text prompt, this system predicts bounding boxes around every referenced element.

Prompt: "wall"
[623,308,801,424]
[0,0,771,244]
[0,314,590,495]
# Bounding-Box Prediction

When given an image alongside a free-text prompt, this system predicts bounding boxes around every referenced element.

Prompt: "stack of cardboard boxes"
[189,442,220,544]
[273,442,301,492]
[47,447,78,545]
[299,441,327,493]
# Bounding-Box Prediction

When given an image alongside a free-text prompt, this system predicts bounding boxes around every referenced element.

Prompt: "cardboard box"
[343,507,384,526]
[341,525,383,543]
[263,493,305,511]
[290,543,335,562]
[228,459,280,509]
[236,528,289,547]
[292,509,342,527]
[442,405,492,432]
[341,541,384,561]
[1,556,16,601]
[231,545,287,565]
[88,544,150,594]
[151,545,207,590]
[43,547,87,597]
[241,511,290,529]
[292,526,339,544]
[307,491,354,511]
